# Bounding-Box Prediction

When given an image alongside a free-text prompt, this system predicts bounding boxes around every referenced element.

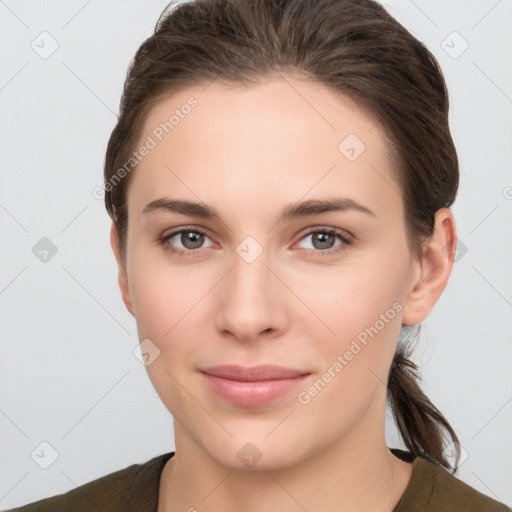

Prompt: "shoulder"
[5,452,174,512]
[393,450,510,512]
[426,461,510,512]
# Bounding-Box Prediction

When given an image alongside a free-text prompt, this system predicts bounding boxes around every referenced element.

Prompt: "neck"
[158,404,412,512]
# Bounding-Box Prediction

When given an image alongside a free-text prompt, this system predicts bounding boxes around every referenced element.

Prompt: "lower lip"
[201,373,310,407]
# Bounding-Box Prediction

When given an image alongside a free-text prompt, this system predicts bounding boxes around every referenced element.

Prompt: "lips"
[200,364,309,381]
[200,364,311,407]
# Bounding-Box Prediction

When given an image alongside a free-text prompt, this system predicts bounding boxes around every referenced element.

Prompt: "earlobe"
[401,208,457,326]
[110,222,135,317]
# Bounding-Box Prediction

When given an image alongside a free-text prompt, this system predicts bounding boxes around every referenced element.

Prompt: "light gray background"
[1,0,511,508]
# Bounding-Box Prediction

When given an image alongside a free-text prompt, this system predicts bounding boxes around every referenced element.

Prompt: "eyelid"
[161,225,217,249]
[159,224,354,256]
[291,226,353,256]
[294,225,354,243]
[161,225,353,243]
[161,224,214,240]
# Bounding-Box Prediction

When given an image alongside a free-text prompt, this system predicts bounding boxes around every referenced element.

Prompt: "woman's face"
[117,75,422,470]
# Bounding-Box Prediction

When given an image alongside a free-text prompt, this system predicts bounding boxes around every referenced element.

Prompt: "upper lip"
[200,364,310,382]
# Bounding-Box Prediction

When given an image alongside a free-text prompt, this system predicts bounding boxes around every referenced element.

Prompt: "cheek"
[127,249,212,391]
[293,270,403,433]
[293,250,407,390]
[127,246,211,337]
[294,254,406,339]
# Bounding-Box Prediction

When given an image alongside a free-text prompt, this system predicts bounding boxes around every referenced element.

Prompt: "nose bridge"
[232,248,271,298]
[216,242,285,339]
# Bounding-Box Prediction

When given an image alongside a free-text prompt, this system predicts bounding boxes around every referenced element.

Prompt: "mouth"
[199,364,311,407]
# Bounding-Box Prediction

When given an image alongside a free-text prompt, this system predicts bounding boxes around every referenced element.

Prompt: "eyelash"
[158,226,353,258]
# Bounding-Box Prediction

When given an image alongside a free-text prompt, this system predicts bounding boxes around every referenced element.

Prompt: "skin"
[110,74,457,512]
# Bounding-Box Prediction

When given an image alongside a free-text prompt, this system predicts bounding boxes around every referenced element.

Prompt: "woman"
[8,0,510,510]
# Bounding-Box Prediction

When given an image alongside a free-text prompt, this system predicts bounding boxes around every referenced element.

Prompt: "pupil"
[184,231,203,249]
[314,232,333,249]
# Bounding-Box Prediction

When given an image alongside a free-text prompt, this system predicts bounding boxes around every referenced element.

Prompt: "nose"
[215,246,288,343]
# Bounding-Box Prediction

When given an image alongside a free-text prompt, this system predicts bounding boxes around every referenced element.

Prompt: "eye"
[159,227,216,256]
[295,227,352,256]
[158,226,353,258]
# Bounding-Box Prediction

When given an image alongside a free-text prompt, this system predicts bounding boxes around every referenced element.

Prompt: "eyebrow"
[142,197,376,222]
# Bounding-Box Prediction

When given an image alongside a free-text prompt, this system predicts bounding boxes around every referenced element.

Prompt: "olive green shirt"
[6,449,510,511]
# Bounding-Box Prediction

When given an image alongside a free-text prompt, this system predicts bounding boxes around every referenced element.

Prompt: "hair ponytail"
[388,326,461,472]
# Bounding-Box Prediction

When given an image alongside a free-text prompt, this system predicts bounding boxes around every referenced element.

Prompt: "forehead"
[127,75,401,220]
[143,75,382,150]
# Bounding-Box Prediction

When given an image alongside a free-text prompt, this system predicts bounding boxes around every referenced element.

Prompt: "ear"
[401,208,457,326]
[110,222,135,317]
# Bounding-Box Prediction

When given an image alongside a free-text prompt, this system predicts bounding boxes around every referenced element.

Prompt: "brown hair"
[104,0,460,471]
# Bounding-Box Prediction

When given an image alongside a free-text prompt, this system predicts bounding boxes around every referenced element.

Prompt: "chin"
[201,434,311,473]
